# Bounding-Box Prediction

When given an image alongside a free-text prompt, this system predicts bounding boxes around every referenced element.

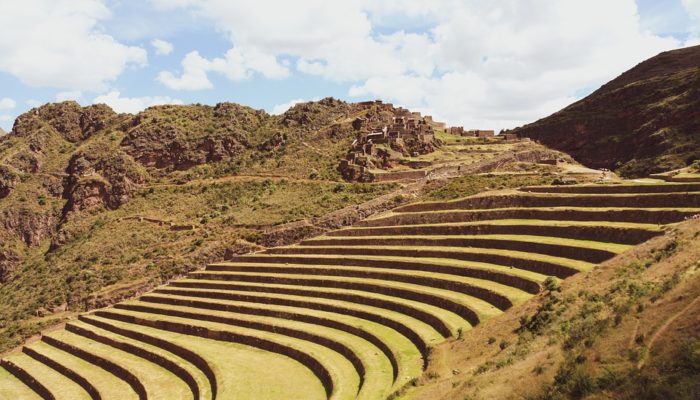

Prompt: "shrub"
[543,277,559,292]
[679,339,700,372]
[596,368,626,390]
[499,339,510,350]
[691,159,700,172]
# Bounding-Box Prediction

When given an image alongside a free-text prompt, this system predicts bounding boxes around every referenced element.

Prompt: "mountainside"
[408,213,700,400]
[512,45,700,177]
[0,98,406,352]
[0,98,568,354]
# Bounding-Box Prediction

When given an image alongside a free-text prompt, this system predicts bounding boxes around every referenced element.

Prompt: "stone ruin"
[339,102,443,181]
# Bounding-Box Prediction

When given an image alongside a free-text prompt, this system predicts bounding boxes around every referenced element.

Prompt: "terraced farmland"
[2,182,700,400]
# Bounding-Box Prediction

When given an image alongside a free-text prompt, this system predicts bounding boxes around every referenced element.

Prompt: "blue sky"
[0,0,698,132]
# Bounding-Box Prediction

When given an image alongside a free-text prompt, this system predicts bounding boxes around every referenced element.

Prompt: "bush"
[691,159,700,172]
[543,277,559,292]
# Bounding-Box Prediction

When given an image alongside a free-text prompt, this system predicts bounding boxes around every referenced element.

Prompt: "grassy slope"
[511,45,700,178]
[0,100,399,353]
[401,218,700,400]
[1,97,576,354]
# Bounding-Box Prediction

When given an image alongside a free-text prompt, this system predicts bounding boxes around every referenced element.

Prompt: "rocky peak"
[63,142,146,212]
[512,45,700,177]
[280,97,351,130]
[120,103,263,171]
[11,101,118,143]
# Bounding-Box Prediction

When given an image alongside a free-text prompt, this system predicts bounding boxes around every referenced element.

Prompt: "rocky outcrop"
[281,97,352,131]
[0,165,19,198]
[0,246,20,282]
[121,103,267,170]
[11,102,118,143]
[63,144,146,212]
[512,45,700,177]
[1,207,58,246]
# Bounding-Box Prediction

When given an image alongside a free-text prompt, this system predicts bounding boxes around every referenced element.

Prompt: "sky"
[0,0,699,133]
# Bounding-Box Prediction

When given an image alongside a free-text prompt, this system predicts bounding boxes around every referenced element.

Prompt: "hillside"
[1,178,699,399]
[0,98,570,355]
[0,99,399,352]
[512,45,700,177]
[405,201,700,400]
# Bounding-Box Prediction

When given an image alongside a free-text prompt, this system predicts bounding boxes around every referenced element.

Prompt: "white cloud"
[685,36,700,46]
[26,99,43,108]
[56,91,82,102]
[153,0,680,129]
[0,97,16,110]
[151,38,174,55]
[157,51,214,90]
[0,114,14,132]
[270,98,318,115]
[683,0,700,20]
[0,0,147,91]
[158,48,289,90]
[93,90,183,114]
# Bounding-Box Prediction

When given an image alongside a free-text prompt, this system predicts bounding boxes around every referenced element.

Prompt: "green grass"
[280,245,594,271]
[341,218,663,231]
[140,291,423,391]
[3,353,91,400]
[47,329,192,400]
[230,252,552,287]
[0,178,398,353]
[118,298,396,399]
[306,234,633,254]
[85,314,328,400]
[0,365,42,400]
[425,174,558,201]
[99,307,361,400]
[68,318,210,400]
[208,261,535,306]
[25,340,137,400]
[387,206,700,215]
[159,282,449,341]
[193,269,505,321]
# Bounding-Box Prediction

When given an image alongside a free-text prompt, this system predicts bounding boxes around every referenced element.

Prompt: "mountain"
[0,127,6,136]
[7,97,556,352]
[513,45,700,177]
[0,98,405,351]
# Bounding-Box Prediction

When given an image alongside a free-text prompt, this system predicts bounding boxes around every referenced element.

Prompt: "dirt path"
[628,318,640,349]
[638,294,700,368]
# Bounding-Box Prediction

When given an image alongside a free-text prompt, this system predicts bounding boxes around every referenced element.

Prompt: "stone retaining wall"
[138,294,401,380]
[77,315,218,400]
[110,303,369,390]
[186,273,482,326]
[41,335,147,400]
[64,323,200,400]
[395,193,700,213]
[22,346,101,400]
[0,358,55,400]
[327,224,660,245]
[197,268,513,313]
[300,237,615,264]
[359,208,696,227]
[259,248,577,280]
[94,310,335,399]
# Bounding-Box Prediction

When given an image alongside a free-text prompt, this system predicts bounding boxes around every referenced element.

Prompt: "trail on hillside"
[638,294,700,368]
